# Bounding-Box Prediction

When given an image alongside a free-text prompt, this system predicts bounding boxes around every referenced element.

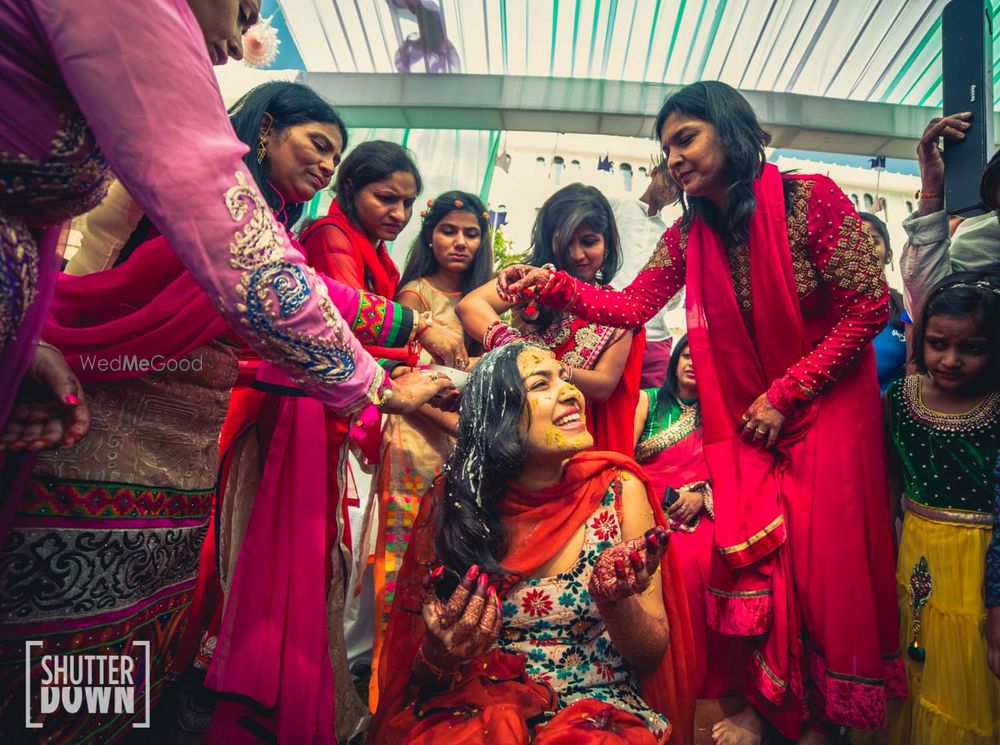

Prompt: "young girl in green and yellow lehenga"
[884,272,1000,745]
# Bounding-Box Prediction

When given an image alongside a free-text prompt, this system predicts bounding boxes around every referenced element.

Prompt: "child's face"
[923,314,992,392]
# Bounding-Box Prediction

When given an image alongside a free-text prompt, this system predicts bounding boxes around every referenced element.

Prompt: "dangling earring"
[257,119,272,164]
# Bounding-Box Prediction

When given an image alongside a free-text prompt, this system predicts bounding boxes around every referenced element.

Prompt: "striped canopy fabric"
[260,0,999,108]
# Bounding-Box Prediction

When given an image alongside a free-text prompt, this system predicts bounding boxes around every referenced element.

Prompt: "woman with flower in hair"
[370,343,696,745]
[369,190,494,705]
[457,183,644,456]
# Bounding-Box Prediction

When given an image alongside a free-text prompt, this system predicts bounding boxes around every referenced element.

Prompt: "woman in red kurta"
[299,140,438,466]
[499,81,904,742]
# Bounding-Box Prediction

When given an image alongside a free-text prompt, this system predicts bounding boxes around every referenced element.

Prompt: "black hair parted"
[398,190,494,295]
[524,183,622,333]
[433,343,538,595]
[398,190,494,355]
[911,270,1000,380]
[333,140,423,223]
[657,334,691,405]
[654,81,771,246]
[228,81,347,229]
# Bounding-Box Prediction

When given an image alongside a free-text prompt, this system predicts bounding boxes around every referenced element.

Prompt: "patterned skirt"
[0,341,233,743]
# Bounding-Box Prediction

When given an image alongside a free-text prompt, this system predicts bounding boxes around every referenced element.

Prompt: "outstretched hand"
[379,369,455,415]
[589,527,669,603]
[420,324,468,370]
[420,564,501,667]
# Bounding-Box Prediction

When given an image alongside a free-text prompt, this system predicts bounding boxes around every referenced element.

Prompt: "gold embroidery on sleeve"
[819,213,887,299]
[787,180,820,298]
[643,233,674,270]
[224,171,359,393]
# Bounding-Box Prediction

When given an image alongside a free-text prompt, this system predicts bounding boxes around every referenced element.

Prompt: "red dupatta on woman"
[369,451,696,745]
[683,164,810,733]
[300,200,413,463]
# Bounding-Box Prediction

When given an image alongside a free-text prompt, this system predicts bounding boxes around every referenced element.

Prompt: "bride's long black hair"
[433,343,537,595]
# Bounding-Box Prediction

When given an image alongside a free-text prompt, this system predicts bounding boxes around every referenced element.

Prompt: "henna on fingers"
[438,564,479,628]
[466,586,501,656]
[451,572,490,647]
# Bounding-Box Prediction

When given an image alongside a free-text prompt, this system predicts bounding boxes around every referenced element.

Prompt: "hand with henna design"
[418,564,502,675]
[589,527,669,603]
[496,264,552,302]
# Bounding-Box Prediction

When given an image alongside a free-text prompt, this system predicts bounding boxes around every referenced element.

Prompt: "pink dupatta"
[42,235,230,381]
[205,364,339,744]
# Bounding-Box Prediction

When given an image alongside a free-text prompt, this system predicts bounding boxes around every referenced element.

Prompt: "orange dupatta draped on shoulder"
[369,451,696,745]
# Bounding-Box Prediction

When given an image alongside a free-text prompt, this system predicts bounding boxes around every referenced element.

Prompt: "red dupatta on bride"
[369,451,696,745]
[683,163,810,732]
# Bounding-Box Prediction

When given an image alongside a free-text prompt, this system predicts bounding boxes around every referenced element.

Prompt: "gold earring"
[257,119,272,164]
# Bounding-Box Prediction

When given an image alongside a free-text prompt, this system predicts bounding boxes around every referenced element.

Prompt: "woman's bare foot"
[711,705,766,745]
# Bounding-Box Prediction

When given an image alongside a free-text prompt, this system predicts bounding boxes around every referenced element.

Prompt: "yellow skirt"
[888,510,1000,745]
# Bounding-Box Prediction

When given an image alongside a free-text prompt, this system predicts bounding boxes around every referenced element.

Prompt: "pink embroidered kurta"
[0,0,386,422]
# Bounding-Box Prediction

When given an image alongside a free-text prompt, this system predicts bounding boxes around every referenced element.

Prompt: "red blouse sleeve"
[300,227,414,352]
[302,224,365,289]
[766,176,889,414]
[539,225,687,327]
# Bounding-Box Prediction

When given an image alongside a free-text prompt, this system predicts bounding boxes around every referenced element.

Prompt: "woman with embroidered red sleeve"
[499,81,904,743]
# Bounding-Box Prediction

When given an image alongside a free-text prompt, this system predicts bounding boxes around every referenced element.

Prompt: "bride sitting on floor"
[369,343,697,744]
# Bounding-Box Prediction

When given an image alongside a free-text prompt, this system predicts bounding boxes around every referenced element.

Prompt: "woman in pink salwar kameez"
[0,2,452,742]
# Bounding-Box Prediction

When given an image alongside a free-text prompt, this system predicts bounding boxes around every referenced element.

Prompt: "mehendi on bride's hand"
[589,527,669,603]
[420,564,501,668]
